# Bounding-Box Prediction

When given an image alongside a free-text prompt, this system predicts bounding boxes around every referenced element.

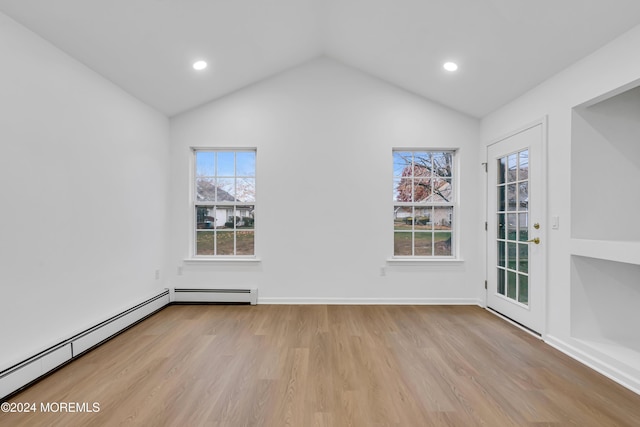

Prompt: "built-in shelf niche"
[570,82,640,385]
[570,256,640,376]
[571,84,640,242]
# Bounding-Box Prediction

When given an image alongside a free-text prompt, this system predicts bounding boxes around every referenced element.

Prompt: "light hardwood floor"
[2,305,640,426]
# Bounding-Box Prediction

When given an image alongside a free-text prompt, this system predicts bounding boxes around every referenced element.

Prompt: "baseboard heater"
[173,288,257,305]
[0,289,170,401]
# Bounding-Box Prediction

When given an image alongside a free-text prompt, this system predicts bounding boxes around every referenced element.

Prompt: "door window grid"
[496,150,529,305]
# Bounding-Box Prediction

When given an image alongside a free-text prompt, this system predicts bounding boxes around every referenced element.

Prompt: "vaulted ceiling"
[2,0,640,118]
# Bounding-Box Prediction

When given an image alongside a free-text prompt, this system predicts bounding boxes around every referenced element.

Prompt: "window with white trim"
[393,150,455,257]
[193,149,256,256]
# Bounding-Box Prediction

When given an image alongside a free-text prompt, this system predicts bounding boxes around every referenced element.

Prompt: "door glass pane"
[518,150,529,180]
[497,268,505,295]
[507,242,517,270]
[518,213,528,241]
[507,271,517,299]
[497,241,506,268]
[519,182,528,210]
[518,244,528,273]
[498,213,505,239]
[498,158,507,184]
[496,150,532,306]
[507,154,517,182]
[498,185,506,211]
[507,184,517,211]
[518,275,529,304]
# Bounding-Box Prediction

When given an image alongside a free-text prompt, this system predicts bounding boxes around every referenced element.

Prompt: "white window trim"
[391,148,461,261]
[188,147,258,261]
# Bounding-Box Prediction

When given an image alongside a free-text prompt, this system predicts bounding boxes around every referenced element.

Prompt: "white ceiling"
[1,0,640,118]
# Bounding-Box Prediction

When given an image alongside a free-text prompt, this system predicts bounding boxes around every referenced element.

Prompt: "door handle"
[526,237,540,244]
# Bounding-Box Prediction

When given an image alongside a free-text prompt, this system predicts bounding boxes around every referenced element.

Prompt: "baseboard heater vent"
[0,290,170,401]
[173,288,257,305]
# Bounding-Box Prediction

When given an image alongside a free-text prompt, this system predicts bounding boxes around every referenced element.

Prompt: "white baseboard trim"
[258,297,482,305]
[545,334,640,395]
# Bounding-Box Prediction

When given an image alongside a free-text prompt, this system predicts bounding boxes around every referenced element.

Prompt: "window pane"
[414,232,432,256]
[196,231,214,255]
[394,232,412,256]
[196,151,215,176]
[394,206,413,230]
[433,207,452,230]
[393,151,412,177]
[413,152,432,171]
[498,213,505,239]
[216,178,235,201]
[236,231,254,255]
[217,231,234,255]
[236,178,255,202]
[236,151,255,176]
[432,152,452,177]
[414,177,429,202]
[434,232,452,256]
[236,206,254,229]
[196,206,215,229]
[395,177,413,202]
[196,178,216,201]
[414,206,431,230]
[498,185,505,211]
[506,213,517,240]
[217,152,235,176]
[432,178,452,202]
[393,178,402,201]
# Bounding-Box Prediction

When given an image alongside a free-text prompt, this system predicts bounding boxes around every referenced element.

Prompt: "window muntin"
[193,149,256,257]
[393,150,455,257]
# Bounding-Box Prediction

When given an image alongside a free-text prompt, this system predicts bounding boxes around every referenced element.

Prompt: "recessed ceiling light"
[443,62,458,72]
[193,60,207,71]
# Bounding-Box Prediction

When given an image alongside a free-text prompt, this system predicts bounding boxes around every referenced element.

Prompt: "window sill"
[183,257,261,264]
[386,258,464,265]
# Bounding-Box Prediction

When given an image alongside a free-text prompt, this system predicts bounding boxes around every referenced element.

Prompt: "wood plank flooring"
[2,305,640,426]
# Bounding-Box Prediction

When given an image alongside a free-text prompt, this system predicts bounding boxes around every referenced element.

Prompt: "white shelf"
[570,239,640,266]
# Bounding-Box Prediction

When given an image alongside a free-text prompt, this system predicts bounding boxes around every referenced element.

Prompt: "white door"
[487,123,545,334]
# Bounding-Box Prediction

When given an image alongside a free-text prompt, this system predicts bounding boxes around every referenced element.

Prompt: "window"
[393,150,455,257]
[193,149,256,257]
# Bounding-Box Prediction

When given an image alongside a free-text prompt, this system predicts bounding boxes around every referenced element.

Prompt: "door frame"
[484,117,548,338]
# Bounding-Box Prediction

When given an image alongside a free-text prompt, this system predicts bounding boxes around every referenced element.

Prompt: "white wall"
[481,24,640,390]
[168,57,483,303]
[0,13,170,370]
